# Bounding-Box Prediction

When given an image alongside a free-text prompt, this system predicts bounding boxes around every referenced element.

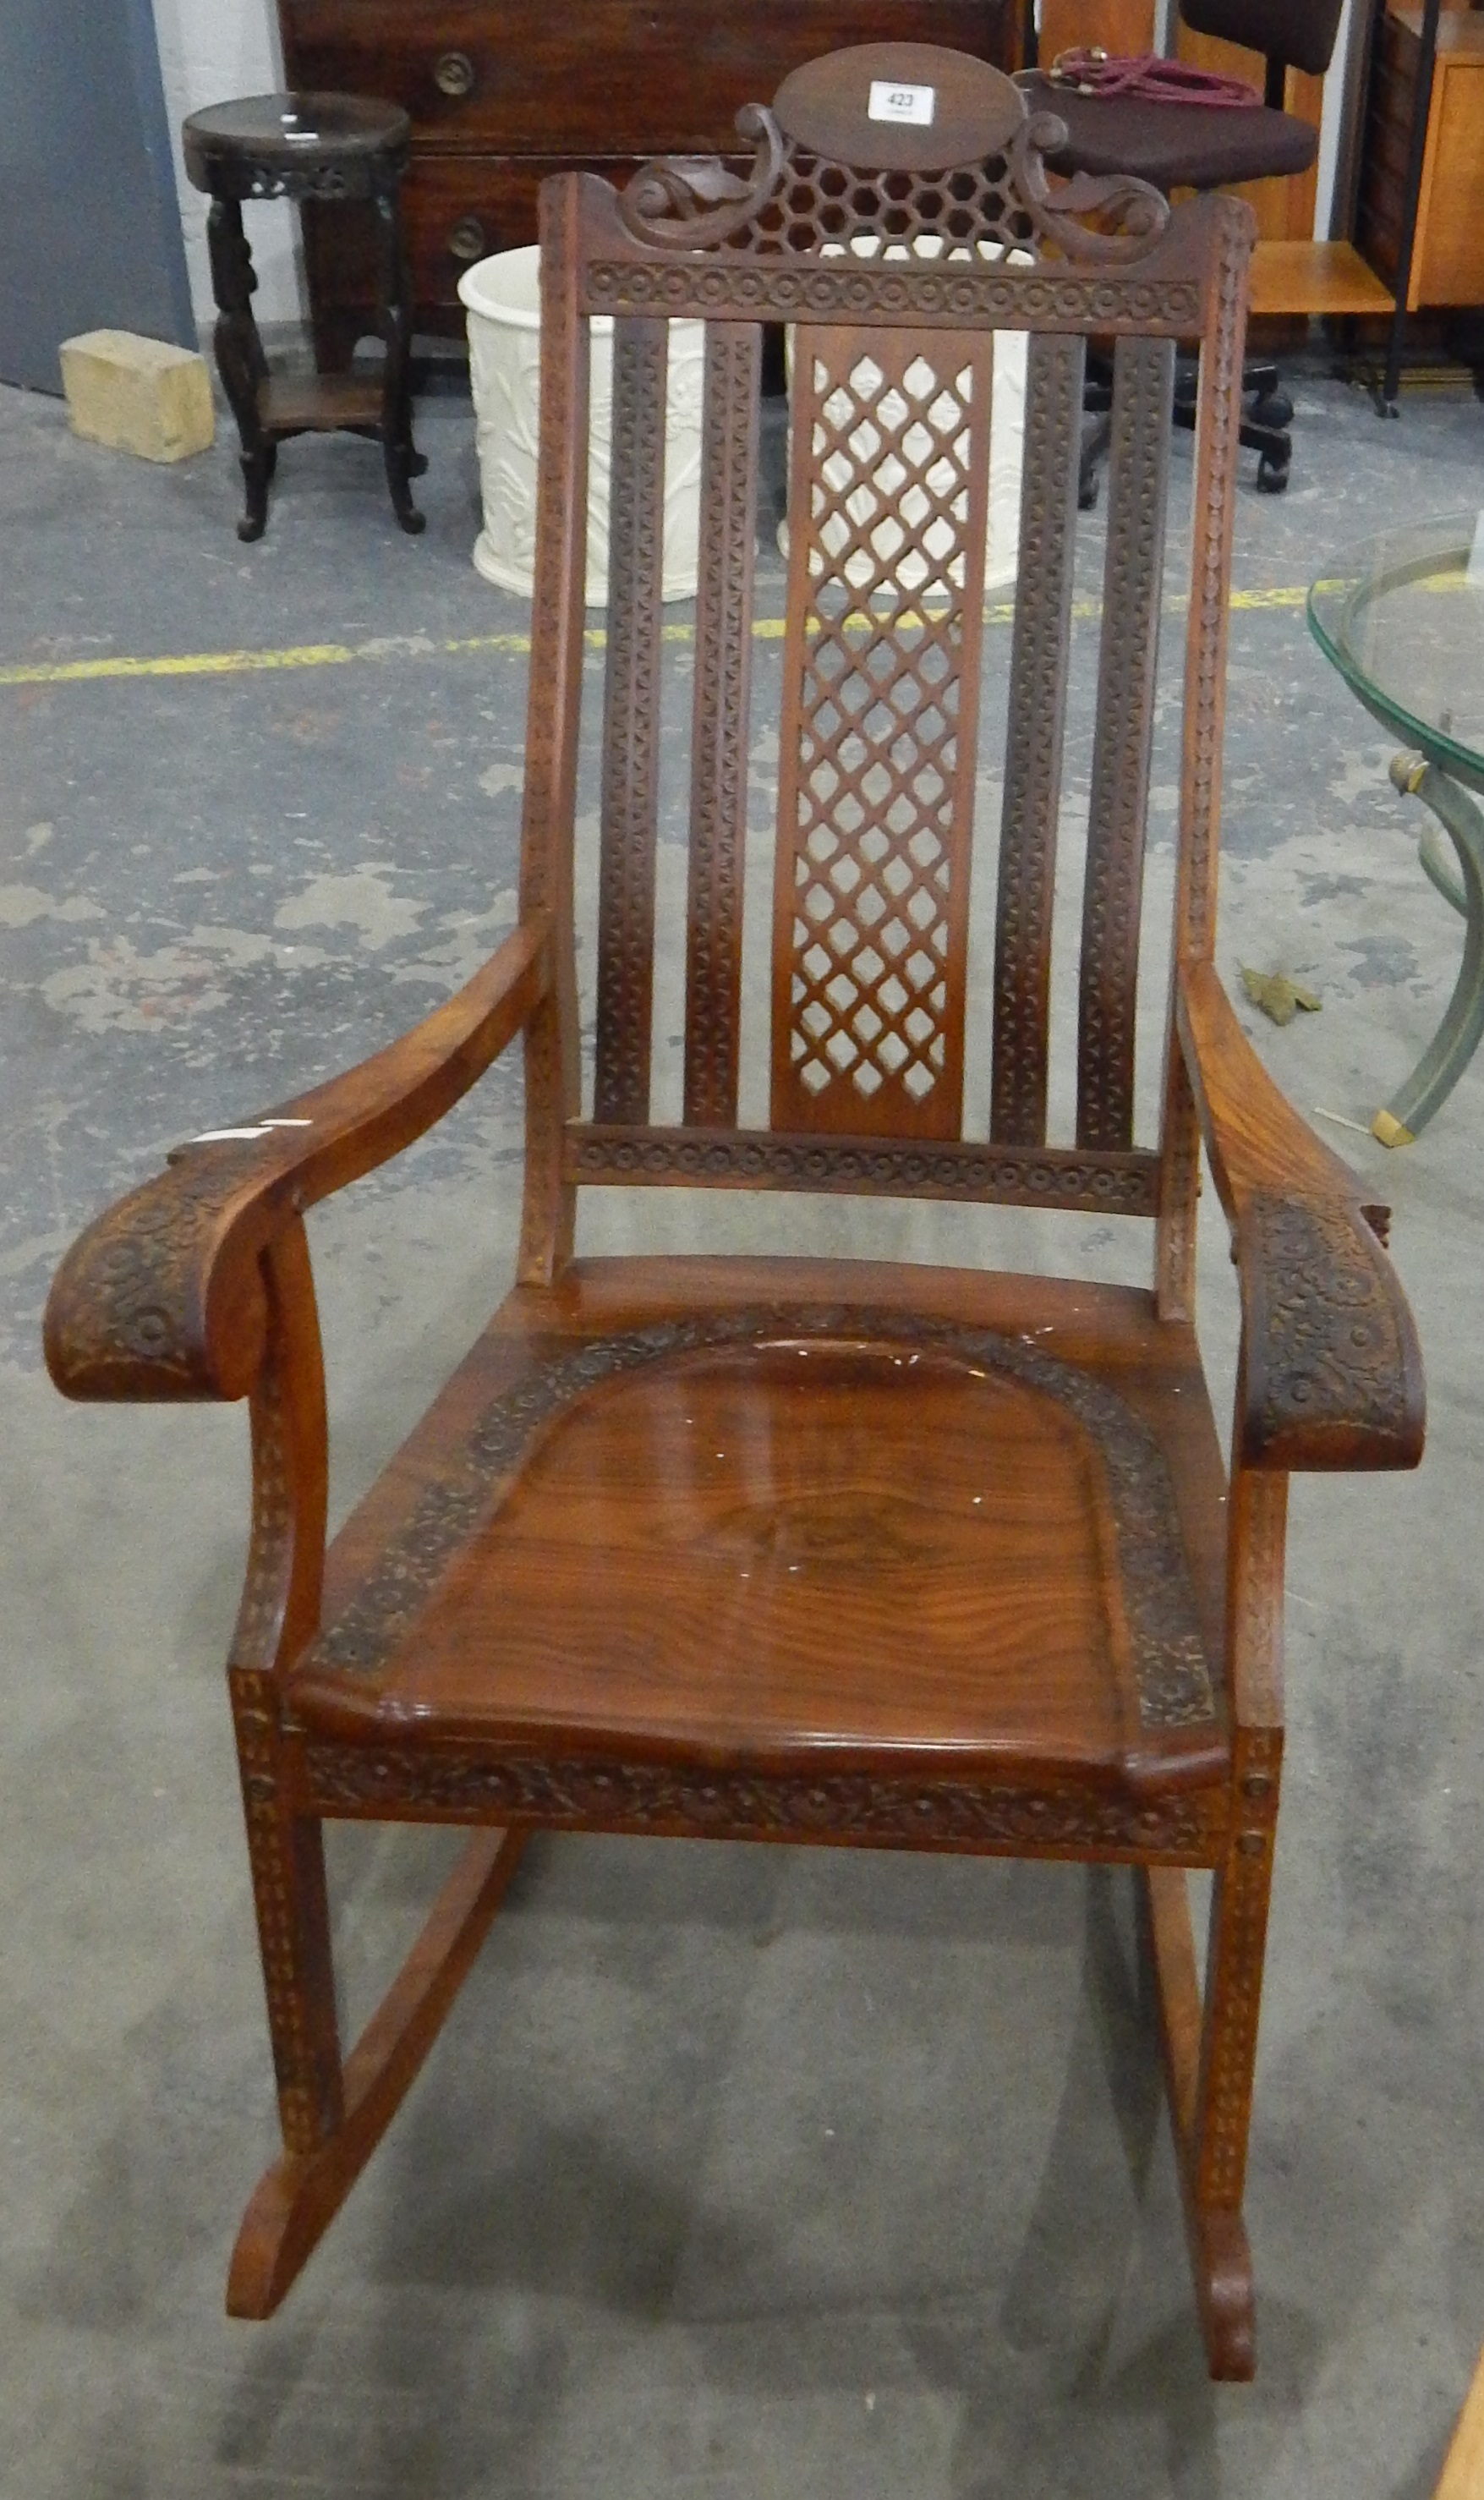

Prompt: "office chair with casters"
[1023,0,1346,492]
[46,43,1422,2379]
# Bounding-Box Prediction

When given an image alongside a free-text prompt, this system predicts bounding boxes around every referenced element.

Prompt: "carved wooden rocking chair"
[46,44,1423,2377]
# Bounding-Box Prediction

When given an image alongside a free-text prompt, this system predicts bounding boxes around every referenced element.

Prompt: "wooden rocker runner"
[46,44,1424,2377]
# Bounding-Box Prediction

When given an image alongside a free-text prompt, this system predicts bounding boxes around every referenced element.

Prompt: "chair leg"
[232,1668,346,2161]
[227,1821,527,2316]
[1143,1750,1280,2382]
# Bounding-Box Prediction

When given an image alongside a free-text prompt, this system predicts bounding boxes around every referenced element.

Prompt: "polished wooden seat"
[288,1261,1229,1794]
[46,40,1423,2379]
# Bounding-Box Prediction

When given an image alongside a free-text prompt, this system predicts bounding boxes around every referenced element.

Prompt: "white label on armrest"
[868,79,935,126]
[188,1117,312,1143]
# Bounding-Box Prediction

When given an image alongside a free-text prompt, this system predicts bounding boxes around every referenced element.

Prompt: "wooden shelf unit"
[1359,3,1484,310]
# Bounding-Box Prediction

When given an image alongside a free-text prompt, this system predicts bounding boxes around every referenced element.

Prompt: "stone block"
[58,330,215,463]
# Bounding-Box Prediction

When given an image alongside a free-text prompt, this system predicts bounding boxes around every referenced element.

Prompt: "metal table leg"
[1372,754,1484,1143]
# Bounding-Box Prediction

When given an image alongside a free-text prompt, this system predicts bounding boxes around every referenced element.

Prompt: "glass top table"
[1307,516,1484,1145]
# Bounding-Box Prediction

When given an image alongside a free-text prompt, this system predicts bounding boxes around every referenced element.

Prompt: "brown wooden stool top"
[183,93,411,202]
[183,88,423,537]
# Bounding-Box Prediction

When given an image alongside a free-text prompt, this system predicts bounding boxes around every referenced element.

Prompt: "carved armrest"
[45,916,550,1405]
[1176,957,1425,1473]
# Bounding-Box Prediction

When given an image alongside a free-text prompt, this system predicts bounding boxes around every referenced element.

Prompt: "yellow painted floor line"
[0,579,1336,689]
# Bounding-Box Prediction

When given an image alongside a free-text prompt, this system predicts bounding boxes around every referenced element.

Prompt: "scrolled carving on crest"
[1010,113,1171,265]
[613,95,1169,268]
[617,106,786,249]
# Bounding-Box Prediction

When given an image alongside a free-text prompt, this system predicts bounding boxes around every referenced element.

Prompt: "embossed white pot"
[459,246,705,606]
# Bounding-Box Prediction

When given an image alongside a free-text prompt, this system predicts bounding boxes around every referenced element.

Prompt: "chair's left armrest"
[45,915,550,1404]
[1177,957,1425,1473]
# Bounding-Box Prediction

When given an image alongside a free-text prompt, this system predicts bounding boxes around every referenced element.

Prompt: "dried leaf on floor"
[1239,967,1322,1027]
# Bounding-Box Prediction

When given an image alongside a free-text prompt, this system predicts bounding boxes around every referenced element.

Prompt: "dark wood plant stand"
[183,93,427,541]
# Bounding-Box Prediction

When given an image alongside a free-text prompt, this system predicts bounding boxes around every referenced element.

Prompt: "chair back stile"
[517,171,590,1284]
[523,49,1256,1257]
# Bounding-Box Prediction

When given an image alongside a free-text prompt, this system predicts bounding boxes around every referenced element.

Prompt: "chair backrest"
[515,44,1255,1278]
[1180,0,1345,82]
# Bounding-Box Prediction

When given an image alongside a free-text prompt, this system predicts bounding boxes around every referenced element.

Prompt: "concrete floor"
[3,347,1483,2498]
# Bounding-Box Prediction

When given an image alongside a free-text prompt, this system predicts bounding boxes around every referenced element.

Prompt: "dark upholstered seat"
[1021,72,1317,190]
[1037,0,1346,493]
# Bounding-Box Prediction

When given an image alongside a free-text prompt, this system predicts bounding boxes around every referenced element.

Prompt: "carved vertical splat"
[518,177,589,1283]
[228,1224,342,2157]
[1076,333,1175,1154]
[684,321,761,1128]
[771,326,992,1140]
[1158,197,1251,1297]
[990,332,1084,1145]
[594,317,669,1124]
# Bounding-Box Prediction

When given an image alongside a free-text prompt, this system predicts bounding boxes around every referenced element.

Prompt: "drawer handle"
[434,50,476,98]
[448,216,487,262]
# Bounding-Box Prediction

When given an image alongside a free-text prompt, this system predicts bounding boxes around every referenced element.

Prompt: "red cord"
[1047,49,1262,107]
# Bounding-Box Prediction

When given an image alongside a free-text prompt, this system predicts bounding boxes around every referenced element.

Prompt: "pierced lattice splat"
[771,326,991,1138]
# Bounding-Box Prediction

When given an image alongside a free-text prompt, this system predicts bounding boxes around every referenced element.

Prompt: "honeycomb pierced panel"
[771,328,994,1139]
[736,153,1036,260]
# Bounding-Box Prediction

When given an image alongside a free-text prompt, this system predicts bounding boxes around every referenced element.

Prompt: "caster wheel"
[1256,452,1290,494]
[1078,469,1101,513]
[1250,390,1293,430]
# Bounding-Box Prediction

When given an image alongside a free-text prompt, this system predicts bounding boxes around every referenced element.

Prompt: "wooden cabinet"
[1358,5,1484,310]
[276,0,1016,364]
[1038,0,1154,63]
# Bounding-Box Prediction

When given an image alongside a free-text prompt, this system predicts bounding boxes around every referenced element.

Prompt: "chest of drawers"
[277,1,1015,364]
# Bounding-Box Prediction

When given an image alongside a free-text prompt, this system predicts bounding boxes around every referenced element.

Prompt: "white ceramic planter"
[459,245,706,606]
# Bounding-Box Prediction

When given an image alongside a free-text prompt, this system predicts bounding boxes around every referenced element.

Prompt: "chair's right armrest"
[1177,957,1425,1474]
[45,914,550,1405]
